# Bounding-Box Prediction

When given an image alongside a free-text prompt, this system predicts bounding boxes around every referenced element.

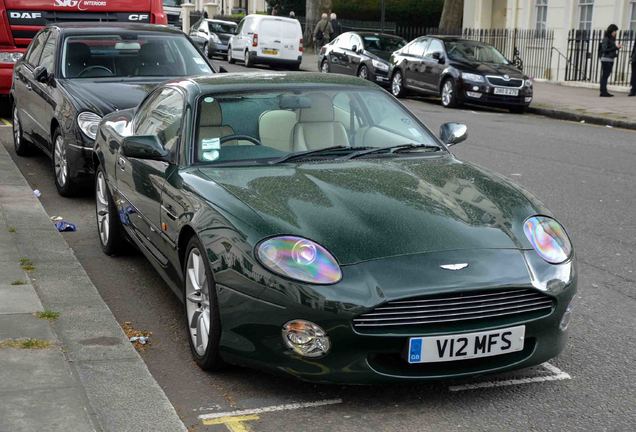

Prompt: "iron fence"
[565,29,635,86]
[462,28,555,80]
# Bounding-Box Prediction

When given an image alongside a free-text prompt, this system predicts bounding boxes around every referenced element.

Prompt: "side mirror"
[351,44,357,52]
[431,52,444,63]
[121,135,169,161]
[439,122,467,146]
[33,66,48,83]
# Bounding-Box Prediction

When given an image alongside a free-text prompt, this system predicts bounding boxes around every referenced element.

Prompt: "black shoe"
[600,93,614,97]
[629,92,636,97]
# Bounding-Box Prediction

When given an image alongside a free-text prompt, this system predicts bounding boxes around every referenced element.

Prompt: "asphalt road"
[1,58,635,431]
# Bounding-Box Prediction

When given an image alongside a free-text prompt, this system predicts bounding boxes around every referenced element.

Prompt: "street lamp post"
[380,0,385,33]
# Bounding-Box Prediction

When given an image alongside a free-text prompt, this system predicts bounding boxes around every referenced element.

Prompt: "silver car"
[189,18,237,59]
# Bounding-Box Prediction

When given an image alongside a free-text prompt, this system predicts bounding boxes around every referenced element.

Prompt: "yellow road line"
[0,118,11,126]
[203,414,259,432]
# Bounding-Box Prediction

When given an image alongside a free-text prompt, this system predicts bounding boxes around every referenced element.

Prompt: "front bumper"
[461,80,533,107]
[64,128,95,183]
[210,42,229,54]
[213,248,576,384]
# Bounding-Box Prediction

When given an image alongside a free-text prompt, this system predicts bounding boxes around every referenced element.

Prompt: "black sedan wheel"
[95,167,126,255]
[441,78,461,108]
[184,236,223,371]
[358,65,369,80]
[13,105,32,156]
[320,59,330,73]
[227,46,235,64]
[391,70,406,98]
[52,128,78,196]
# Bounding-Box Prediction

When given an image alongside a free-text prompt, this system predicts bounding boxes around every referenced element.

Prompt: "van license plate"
[407,325,525,363]
[263,49,278,55]
[494,87,519,96]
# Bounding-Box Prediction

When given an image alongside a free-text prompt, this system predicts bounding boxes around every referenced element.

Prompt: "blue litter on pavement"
[54,220,77,232]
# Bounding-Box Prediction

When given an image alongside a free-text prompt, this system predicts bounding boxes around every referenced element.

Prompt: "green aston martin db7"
[93,72,576,383]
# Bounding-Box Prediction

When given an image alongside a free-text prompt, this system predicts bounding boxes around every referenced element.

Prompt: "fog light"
[525,96,532,103]
[472,85,479,91]
[466,91,482,98]
[282,320,330,357]
[559,298,575,331]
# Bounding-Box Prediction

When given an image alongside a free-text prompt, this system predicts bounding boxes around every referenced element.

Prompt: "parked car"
[390,36,533,113]
[318,31,406,85]
[227,15,302,69]
[11,23,215,196]
[189,18,237,58]
[93,72,576,383]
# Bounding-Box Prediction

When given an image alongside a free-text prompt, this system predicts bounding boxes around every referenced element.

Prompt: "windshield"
[208,22,237,34]
[194,88,440,165]
[445,40,509,65]
[163,0,182,6]
[362,35,406,53]
[61,33,213,79]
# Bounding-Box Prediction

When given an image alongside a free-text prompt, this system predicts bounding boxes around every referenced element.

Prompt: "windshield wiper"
[269,146,372,164]
[339,144,441,160]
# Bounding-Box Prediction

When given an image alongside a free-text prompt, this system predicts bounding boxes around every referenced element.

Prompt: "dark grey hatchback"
[389,36,533,113]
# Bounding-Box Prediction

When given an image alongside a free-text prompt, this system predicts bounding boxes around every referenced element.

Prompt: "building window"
[578,0,594,31]
[536,0,548,31]
[630,1,636,32]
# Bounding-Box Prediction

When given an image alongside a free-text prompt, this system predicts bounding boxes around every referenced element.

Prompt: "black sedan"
[389,37,533,113]
[319,32,406,85]
[11,23,215,196]
[189,18,237,59]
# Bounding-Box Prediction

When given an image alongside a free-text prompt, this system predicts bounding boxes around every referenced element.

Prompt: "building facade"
[463,0,636,83]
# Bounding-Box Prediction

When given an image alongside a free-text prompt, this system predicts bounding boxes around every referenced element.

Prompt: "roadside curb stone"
[0,142,187,431]
[527,106,636,130]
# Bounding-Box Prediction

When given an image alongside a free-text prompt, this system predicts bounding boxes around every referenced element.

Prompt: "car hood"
[365,50,392,62]
[194,156,546,265]
[453,61,526,78]
[59,79,162,116]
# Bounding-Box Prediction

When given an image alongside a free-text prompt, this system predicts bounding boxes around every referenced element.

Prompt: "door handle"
[117,156,126,170]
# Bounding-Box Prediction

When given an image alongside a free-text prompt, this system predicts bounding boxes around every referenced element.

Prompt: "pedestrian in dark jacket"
[629,41,636,96]
[313,13,333,51]
[599,24,622,97]
[330,13,342,38]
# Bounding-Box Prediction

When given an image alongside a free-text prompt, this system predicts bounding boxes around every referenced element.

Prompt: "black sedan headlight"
[77,112,103,140]
[371,59,389,72]
[461,72,485,83]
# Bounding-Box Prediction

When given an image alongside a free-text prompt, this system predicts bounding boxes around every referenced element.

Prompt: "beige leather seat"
[292,94,349,151]
[258,110,297,152]
[199,100,235,145]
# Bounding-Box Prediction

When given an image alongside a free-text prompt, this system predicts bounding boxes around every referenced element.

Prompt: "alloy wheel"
[95,170,110,246]
[13,106,20,150]
[442,80,454,106]
[321,60,329,73]
[358,66,369,80]
[54,135,67,187]
[185,248,211,356]
[391,72,402,96]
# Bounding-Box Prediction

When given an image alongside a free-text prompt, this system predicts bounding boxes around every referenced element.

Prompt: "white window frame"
[535,0,548,32]
[578,0,594,32]
[629,0,636,32]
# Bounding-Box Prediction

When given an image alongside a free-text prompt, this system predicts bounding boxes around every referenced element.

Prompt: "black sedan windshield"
[445,40,509,65]
[194,88,439,165]
[362,35,406,53]
[61,33,212,78]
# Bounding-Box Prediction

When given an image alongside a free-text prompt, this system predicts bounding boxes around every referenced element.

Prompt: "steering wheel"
[220,134,262,146]
[78,65,114,77]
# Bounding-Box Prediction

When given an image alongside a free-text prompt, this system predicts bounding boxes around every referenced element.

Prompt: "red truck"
[0,0,167,100]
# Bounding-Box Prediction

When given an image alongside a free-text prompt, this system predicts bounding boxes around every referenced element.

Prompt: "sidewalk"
[530,80,636,129]
[0,143,186,431]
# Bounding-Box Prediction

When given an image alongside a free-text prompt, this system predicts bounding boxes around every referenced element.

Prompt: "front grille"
[353,288,554,329]
[486,76,524,88]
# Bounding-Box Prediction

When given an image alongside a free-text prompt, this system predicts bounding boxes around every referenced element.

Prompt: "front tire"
[391,70,406,98]
[358,65,369,80]
[184,236,223,371]
[52,128,79,197]
[95,167,126,255]
[320,59,330,73]
[244,50,252,68]
[13,105,32,156]
[441,78,461,108]
[227,46,235,64]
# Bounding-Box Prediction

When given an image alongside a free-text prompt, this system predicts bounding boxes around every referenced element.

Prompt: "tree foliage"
[439,0,464,31]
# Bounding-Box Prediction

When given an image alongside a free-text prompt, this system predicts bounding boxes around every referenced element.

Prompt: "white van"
[227,15,303,70]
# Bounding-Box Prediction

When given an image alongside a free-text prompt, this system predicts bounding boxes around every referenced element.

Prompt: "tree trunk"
[439,0,464,33]
[304,0,332,49]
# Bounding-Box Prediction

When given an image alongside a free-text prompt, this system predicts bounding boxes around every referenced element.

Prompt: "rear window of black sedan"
[61,33,213,79]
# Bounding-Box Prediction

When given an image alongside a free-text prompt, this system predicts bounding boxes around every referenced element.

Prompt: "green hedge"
[333,0,443,26]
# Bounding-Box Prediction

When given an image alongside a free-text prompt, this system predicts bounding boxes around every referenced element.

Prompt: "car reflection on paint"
[93,72,576,384]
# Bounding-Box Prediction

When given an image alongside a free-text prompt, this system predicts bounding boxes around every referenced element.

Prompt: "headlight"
[525,79,533,87]
[77,112,103,140]
[210,33,221,43]
[371,59,389,72]
[256,236,342,284]
[461,72,485,83]
[0,52,24,63]
[523,216,572,264]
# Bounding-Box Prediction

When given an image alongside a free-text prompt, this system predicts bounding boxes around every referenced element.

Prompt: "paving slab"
[0,348,74,392]
[0,283,43,314]
[0,313,56,340]
[0,387,97,432]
